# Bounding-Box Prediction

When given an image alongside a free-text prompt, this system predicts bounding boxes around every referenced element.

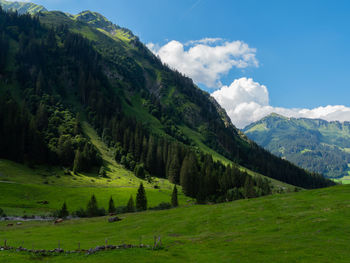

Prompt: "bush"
[73,208,87,218]
[226,187,243,201]
[134,164,145,179]
[55,202,69,218]
[149,202,172,210]
[126,196,135,212]
[0,208,6,217]
[115,206,128,214]
[99,166,107,178]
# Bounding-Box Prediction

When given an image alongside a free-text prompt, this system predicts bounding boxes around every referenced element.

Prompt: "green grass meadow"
[1,184,350,262]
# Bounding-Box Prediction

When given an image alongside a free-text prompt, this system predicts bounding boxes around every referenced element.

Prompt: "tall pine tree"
[86,194,99,217]
[108,196,116,214]
[136,183,147,211]
[180,152,199,198]
[126,195,135,212]
[171,185,178,207]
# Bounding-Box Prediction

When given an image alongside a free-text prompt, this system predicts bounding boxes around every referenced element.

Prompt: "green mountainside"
[244,113,350,178]
[0,0,46,14]
[0,3,333,210]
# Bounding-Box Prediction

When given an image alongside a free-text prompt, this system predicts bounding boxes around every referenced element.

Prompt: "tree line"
[55,183,179,218]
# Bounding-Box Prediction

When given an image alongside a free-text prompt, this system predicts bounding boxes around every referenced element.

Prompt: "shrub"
[0,208,6,217]
[149,202,172,210]
[54,202,69,218]
[126,196,135,212]
[134,164,145,179]
[73,208,87,218]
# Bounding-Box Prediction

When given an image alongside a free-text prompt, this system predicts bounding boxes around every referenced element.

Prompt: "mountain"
[244,113,350,178]
[0,3,334,206]
[0,0,46,14]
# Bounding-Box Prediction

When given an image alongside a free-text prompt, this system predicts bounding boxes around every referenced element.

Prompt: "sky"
[13,0,350,128]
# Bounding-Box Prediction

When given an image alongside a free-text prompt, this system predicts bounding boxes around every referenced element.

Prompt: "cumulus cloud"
[147,39,258,88]
[211,77,350,129]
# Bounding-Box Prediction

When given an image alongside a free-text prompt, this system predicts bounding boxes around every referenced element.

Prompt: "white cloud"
[211,77,350,128]
[147,39,258,88]
[148,38,350,128]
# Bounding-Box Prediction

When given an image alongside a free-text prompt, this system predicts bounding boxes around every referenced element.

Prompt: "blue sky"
[26,0,350,127]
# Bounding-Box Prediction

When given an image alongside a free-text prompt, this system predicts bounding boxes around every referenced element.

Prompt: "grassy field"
[1,184,350,262]
[332,175,350,184]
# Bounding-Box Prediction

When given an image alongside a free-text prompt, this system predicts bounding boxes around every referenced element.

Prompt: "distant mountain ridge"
[0,0,46,14]
[244,113,350,178]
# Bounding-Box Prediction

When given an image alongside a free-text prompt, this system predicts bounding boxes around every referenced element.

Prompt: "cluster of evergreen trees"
[0,8,102,171]
[55,183,178,218]
[95,112,271,202]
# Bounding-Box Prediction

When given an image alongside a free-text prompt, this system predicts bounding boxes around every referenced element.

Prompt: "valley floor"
[1,184,350,262]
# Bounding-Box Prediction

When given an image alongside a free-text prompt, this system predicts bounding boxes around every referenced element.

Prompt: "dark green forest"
[0,8,334,204]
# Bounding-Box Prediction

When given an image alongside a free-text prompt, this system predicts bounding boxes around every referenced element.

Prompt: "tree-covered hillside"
[0,5,334,205]
[244,113,350,178]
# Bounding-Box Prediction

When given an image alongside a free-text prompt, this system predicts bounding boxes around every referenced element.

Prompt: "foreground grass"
[0,182,188,216]
[0,158,188,216]
[1,184,350,262]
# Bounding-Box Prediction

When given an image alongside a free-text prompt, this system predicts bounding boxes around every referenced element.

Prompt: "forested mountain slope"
[244,113,350,178]
[0,4,334,205]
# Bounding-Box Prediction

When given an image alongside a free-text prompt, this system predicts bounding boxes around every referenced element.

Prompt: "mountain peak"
[0,0,47,14]
[74,10,116,32]
[269,112,284,117]
[73,10,135,40]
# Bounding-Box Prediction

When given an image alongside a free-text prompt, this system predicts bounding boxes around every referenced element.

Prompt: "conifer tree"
[244,176,256,199]
[86,194,99,217]
[145,136,156,172]
[180,152,199,197]
[108,196,116,214]
[171,185,178,207]
[59,202,69,218]
[126,195,135,212]
[168,153,180,184]
[136,183,147,211]
[134,164,145,179]
[73,150,82,174]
